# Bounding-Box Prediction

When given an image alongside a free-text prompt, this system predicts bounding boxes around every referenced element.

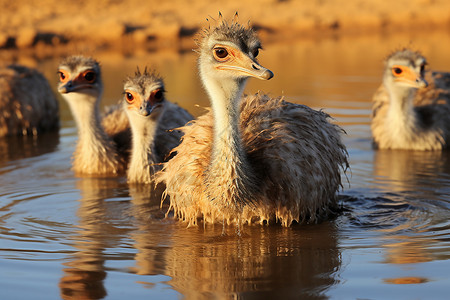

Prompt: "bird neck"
[201,74,258,207]
[127,112,161,183]
[67,92,111,145]
[204,76,245,150]
[64,92,118,171]
[385,83,418,133]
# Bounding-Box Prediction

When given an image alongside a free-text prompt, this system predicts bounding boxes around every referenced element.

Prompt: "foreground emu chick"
[157,17,348,227]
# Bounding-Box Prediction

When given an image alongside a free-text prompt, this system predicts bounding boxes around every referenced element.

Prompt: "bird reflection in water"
[169,224,341,299]
[129,214,343,299]
[373,149,450,192]
[58,162,344,298]
[59,177,129,299]
[372,149,450,286]
[128,183,172,277]
[381,238,433,286]
[0,131,59,165]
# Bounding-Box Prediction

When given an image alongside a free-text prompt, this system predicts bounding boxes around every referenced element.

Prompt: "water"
[2,30,450,299]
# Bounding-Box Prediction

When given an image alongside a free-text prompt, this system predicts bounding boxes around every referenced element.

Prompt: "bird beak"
[58,81,73,93]
[138,100,163,117]
[217,53,274,80]
[58,80,94,93]
[396,76,428,89]
[393,66,428,89]
[139,104,152,117]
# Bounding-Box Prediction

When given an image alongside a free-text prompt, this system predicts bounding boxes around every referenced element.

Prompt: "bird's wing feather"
[102,103,131,158]
[240,93,348,223]
[155,108,213,225]
[415,71,450,106]
[155,101,194,161]
[158,93,348,225]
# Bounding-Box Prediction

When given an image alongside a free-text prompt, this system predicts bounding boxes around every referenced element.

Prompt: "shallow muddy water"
[2,30,450,299]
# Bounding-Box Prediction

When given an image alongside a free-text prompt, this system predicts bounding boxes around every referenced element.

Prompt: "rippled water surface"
[2,30,450,299]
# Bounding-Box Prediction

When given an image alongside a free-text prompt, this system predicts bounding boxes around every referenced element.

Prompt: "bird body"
[371,49,450,150]
[0,65,59,137]
[157,18,348,226]
[160,93,347,226]
[58,56,130,175]
[123,69,193,183]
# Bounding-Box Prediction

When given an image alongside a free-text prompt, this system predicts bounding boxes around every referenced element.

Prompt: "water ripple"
[338,193,450,261]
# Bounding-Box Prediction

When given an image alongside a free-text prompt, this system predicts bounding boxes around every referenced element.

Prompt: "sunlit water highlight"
[2,30,450,299]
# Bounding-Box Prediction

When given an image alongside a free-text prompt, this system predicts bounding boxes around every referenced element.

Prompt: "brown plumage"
[123,68,193,183]
[57,55,131,175]
[156,16,348,227]
[371,49,450,150]
[0,64,59,137]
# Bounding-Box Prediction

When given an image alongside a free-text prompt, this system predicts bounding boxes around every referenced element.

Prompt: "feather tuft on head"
[197,12,261,52]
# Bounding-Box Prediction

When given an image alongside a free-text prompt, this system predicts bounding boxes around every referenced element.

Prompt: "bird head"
[383,49,428,90]
[123,68,165,120]
[57,56,103,100]
[198,14,273,83]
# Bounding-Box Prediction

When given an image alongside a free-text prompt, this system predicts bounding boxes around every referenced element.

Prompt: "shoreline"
[1,25,449,63]
[1,0,450,61]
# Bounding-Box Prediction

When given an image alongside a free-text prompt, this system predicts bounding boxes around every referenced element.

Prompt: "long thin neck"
[386,84,418,132]
[204,76,246,158]
[127,113,160,183]
[201,73,258,207]
[64,92,120,174]
[66,92,113,152]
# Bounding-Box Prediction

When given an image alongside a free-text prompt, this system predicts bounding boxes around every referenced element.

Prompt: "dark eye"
[393,67,403,75]
[58,70,69,83]
[253,48,259,58]
[154,90,163,101]
[214,48,228,59]
[84,71,96,82]
[125,92,134,103]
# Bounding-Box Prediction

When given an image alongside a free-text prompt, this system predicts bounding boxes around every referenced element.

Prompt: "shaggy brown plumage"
[158,93,348,226]
[0,65,59,137]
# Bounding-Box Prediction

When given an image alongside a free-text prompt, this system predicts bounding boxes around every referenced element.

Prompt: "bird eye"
[214,47,229,60]
[253,48,259,58]
[420,64,425,75]
[83,71,96,83]
[392,67,403,76]
[125,92,134,103]
[58,70,69,83]
[153,90,163,102]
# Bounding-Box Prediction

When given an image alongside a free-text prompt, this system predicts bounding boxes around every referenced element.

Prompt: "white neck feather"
[63,92,119,174]
[202,75,246,156]
[200,71,258,206]
[65,92,112,150]
[127,111,161,183]
[386,84,418,140]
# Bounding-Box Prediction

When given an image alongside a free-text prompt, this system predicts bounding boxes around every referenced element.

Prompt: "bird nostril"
[252,64,260,70]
